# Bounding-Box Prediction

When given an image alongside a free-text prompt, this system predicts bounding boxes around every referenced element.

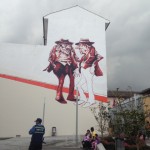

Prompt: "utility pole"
[76,87,79,146]
[42,97,46,125]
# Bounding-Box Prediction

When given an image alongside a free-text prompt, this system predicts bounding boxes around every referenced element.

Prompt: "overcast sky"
[0,0,150,92]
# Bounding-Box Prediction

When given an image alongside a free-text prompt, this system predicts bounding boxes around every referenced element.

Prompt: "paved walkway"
[0,136,82,150]
[0,136,150,150]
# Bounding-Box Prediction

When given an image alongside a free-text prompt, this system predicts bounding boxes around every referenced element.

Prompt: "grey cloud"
[0,0,76,44]
[103,0,150,91]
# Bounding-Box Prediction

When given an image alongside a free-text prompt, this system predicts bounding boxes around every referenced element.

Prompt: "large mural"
[43,38,104,107]
[0,6,109,108]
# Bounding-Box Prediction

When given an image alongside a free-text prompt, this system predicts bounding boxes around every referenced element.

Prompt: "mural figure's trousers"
[76,67,95,103]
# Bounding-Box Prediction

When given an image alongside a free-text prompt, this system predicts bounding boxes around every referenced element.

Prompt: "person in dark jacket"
[28,118,45,150]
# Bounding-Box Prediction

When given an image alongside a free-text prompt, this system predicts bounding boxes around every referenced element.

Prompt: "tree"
[91,88,150,138]
[91,102,110,137]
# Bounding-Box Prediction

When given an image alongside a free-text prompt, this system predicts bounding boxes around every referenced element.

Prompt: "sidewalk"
[0,135,82,150]
[0,136,150,150]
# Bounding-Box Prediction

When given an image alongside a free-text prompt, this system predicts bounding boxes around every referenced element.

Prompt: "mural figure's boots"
[55,95,67,104]
[76,86,87,105]
[77,99,86,105]
[82,95,95,108]
[82,101,95,108]
[67,94,76,102]
[55,73,67,104]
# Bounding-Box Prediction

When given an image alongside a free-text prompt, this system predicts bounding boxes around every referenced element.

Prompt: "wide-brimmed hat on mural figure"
[75,39,95,46]
[55,39,73,45]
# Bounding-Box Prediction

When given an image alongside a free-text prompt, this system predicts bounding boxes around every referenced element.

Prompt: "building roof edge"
[43,5,110,26]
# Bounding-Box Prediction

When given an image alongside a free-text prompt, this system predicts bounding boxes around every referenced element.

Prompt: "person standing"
[28,118,45,150]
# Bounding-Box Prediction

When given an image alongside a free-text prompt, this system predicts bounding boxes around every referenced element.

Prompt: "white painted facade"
[44,6,109,97]
[0,6,109,137]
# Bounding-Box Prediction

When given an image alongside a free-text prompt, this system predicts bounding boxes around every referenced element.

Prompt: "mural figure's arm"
[82,47,103,75]
[70,48,80,71]
[43,45,57,72]
[71,48,80,62]
[93,50,103,65]
[73,52,81,77]
[81,47,96,69]
[89,50,103,75]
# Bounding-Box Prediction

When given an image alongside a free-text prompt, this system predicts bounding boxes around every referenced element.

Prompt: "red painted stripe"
[0,74,107,102]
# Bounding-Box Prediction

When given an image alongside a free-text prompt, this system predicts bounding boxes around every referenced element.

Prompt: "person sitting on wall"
[82,129,92,149]
[145,121,150,139]
[136,131,146,149]
[91,134,100,150]
[101,136,115,150]
[123,135,137,150]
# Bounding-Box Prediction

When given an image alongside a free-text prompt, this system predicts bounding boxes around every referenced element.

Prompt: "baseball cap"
[35,118,42,123]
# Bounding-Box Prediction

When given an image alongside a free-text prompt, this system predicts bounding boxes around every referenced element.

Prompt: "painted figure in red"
[43,39,79,104]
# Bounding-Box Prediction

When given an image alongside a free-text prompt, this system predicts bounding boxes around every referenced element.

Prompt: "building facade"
[0,6,109,137]
[140,88,150,122]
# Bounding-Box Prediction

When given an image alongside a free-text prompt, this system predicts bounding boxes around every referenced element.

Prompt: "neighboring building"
[140,88,150,122]
[108,89,150,128]
[0,6,109,137]
[107,90,140,109]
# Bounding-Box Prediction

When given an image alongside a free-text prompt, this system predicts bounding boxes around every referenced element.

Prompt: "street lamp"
[76,87,79,146]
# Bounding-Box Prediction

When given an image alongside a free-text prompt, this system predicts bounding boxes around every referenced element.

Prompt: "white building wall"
[0,6,109,137]
[0,77,97,137]
[45,6,108,96]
